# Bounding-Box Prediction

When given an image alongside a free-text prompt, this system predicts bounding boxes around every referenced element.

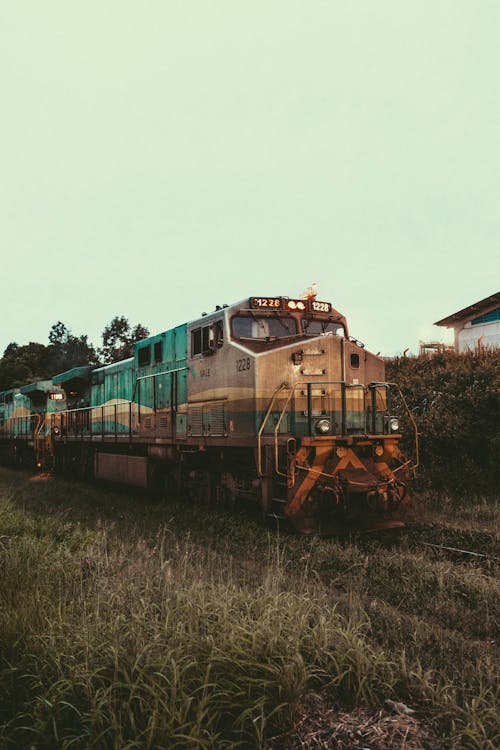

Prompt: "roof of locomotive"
[20,380,63,396]
[53,365,93,385]
[92,357,134,374]
[186,296,348,325]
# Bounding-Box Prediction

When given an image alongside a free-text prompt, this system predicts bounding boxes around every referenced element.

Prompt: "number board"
[308,300,332,313]
[250,297,282,309]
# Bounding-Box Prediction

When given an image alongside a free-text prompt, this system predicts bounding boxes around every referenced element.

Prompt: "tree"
[100,316,150,363]
[48,321,69,346]
[0,323,99,391]
[48,321,99,373]
[0,315,149,391]
[0,341,54,391]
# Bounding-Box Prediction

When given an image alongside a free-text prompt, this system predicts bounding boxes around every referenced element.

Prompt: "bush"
[387,349,500,495]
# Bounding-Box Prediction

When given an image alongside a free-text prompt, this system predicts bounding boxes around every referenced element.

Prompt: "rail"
[0,413,40,441]
[49,366,188,441]
[386,382,420,470]
[257,380,419,481]
[256,383,289,476]
[49,401,136,441]
[131,366,187,416]
[34,414,56,467]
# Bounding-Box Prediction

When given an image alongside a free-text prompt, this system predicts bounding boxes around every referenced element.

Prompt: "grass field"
[0,467,498,749]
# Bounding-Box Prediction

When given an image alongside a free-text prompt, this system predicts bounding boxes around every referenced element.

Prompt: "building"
[418,340,453,355]
[434,292,500,352]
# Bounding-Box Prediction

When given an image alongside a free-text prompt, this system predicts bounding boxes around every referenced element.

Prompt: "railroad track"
[353,521,499,568]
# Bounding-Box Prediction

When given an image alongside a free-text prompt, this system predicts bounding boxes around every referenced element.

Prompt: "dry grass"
[274,692,440,749]
[0,468,498,749]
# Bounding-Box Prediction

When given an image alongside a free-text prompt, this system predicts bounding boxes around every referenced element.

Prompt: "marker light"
[389,418,400,432]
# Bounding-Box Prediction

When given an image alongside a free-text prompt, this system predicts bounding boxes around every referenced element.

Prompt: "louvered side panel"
[204,402,226,436]
[188,405,204,436]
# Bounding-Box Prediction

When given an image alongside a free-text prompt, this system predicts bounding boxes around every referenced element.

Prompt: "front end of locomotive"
[281,384,416,534]
[248,295,418,534]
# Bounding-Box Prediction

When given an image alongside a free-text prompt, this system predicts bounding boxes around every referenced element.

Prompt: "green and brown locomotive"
[0,295,418,533]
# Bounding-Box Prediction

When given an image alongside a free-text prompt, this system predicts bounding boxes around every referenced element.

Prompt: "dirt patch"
[28,472,54,482]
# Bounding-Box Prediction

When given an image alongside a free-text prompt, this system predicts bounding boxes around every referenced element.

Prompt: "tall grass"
[0,468,498,749]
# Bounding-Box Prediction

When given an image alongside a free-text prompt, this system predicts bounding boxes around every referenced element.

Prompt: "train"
[0,294,418,533]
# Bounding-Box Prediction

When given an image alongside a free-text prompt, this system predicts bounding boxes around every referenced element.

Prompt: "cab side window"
[191,321,223,356]
[192,328,202,355]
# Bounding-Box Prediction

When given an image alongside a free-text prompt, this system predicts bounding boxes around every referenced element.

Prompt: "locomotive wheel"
[199,470,214,505]
[219,484,236,510]
[185,468,213,505]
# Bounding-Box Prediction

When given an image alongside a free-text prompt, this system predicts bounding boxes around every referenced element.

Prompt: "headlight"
[316,419,330,434]
[389,418,400,432]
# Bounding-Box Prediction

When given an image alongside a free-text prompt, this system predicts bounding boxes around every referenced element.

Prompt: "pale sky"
[1,1,499,357]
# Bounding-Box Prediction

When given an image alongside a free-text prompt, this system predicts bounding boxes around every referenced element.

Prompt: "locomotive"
[0,294,417,533]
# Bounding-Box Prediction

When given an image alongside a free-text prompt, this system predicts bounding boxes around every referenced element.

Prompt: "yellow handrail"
[259,379,419,485]
[273,387,296,479]
[386,382,420,470]
[256,383,289,476]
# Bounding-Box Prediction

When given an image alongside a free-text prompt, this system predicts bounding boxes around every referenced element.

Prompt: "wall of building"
[455,313,500,352]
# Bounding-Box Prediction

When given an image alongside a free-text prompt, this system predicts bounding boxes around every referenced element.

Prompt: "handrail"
[256,383,289,476]
[385,382,420,470]
[273,387,296,478]
[272,380,346,481]
[52,401,130,415]
[1,413,40,440]
[34,414,50,465]
[131,366,188,404]
[135,366,188,381]
[34,414,45,440]
[260,379,419,485]
[51,401,134,440]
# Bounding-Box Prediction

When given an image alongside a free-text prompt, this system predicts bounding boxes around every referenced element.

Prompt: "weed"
[0,468,498,749]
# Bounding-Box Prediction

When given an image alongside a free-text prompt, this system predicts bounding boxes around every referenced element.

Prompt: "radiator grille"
[188,401,226,436]
[188,406,204,436]
[205,402,225,435]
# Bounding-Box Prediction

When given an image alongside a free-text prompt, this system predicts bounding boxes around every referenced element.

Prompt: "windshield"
[302,319,344,336]
[232,314,297,339]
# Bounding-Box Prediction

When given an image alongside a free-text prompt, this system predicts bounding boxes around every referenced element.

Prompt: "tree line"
[0,316,149,391]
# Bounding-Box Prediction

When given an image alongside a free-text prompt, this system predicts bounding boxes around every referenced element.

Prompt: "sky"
[1,1,499,357]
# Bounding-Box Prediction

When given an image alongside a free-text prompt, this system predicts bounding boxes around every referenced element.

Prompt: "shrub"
[387,349,500,495]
